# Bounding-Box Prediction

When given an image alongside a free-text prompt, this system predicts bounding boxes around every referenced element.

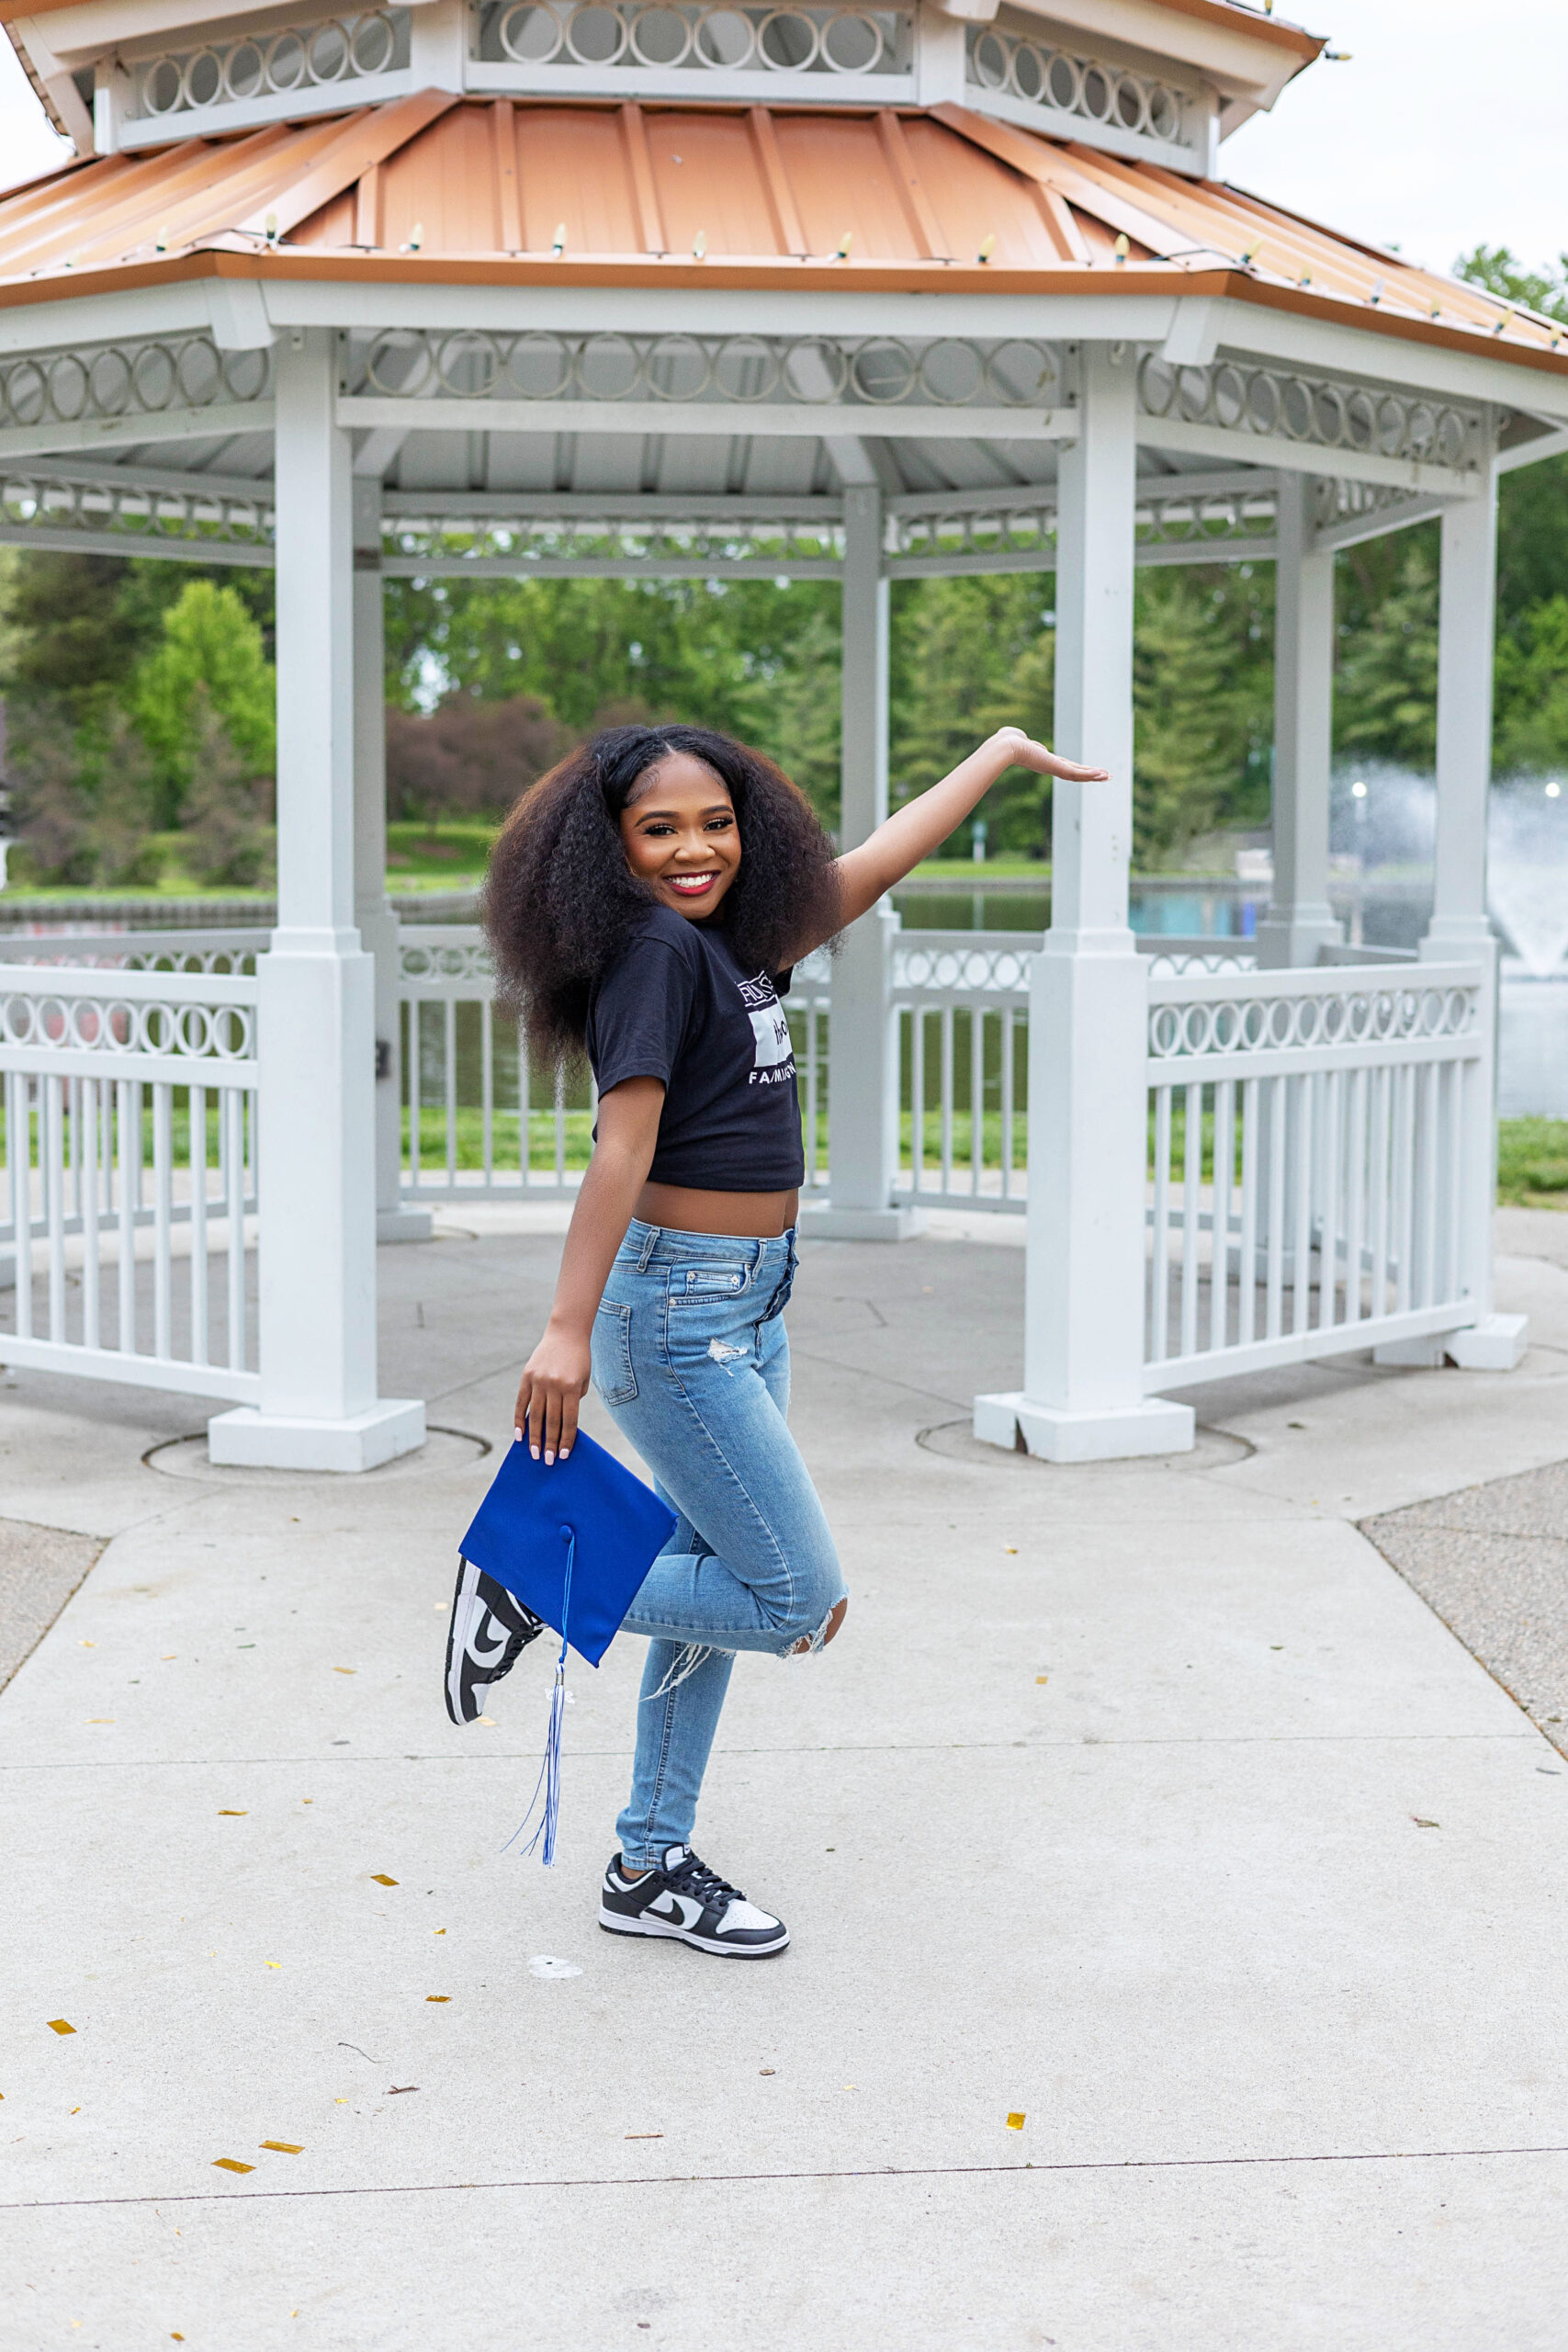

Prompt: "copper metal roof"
[0,93,1562,379]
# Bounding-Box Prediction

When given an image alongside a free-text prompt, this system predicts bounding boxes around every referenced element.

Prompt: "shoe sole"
[444,1560,491,1726]
[599,1905,789,1959]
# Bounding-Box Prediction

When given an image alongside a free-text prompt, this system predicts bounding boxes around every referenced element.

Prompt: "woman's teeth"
[670,874,717,892]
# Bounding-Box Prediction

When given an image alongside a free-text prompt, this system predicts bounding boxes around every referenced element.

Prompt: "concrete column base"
[798,1204,927,1242]
[973,1389,1195,1462]
[207,1397,426,1473]
[378,1206,434,1244]
[1372,1334,1450,1368]
[1373,1315,1529,1372]
[1446,1313,1529,1371]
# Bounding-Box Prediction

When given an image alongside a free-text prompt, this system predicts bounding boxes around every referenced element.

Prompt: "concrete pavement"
[2,1212,1567,2349]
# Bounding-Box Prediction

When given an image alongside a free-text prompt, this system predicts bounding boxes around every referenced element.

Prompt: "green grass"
[404,1106,593,1171]
[904,857,1050,883]
[1496,1119,1568,1209]
[386,822,495,885]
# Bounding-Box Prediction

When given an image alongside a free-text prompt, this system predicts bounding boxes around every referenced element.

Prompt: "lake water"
[892,876,1434,953]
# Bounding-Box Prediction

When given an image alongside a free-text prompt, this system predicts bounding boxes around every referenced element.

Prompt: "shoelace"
[495,1612,545,1679]
[667,1851,744,1912]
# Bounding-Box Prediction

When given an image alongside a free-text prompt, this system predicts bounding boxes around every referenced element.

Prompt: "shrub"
[180,693,275,888]
[6,701,161,887]
[386,693,566,832]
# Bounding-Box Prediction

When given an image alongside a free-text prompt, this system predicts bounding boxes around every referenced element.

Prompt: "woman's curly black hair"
[484,722,841,1060]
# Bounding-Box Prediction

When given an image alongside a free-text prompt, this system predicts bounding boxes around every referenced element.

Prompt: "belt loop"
[636,1222,660,1272]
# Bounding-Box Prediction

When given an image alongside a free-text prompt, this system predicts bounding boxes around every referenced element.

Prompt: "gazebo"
[1,0,1563,1464]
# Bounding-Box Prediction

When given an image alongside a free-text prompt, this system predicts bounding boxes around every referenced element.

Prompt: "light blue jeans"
[591,1218,845,1869]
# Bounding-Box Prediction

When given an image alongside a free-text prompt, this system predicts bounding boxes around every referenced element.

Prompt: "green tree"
[382,571,844,817]
[1132,568,1272,865]
[7,696,160,887]
[1,552,144,714]
[1455,247,1568,632]
[181,692,275,887]
[1494,594,1568,774]
[1334,530,1440,766]
[131,579,276,825]
[889,575,1056,856]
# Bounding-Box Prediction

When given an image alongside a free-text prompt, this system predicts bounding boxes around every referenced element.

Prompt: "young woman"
[445,718,1106,1957]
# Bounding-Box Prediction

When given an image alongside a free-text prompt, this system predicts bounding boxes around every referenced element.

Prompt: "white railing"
[120,9,412,134]
[1143,963,1488,1388]
[890,931,1032,1212]
[471,1,915,94]
[389,921,1268,1216]
[0,965,260,1403]
[399,926,587,1199]
[965,22,1198,158]
[0,921,1492,1418]
[0,930,262,975]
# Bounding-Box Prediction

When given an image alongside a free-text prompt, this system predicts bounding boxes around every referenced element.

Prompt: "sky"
[1,0,1566,279]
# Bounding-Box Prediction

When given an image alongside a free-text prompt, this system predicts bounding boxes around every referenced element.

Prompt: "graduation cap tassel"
[503,1527,575,1867]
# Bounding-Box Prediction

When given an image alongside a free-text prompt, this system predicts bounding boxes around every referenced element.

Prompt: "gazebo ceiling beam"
[1,449,1463,572]
[0,523,274,565]
[1496,424,1568,476]
[1311,489,1456,557]
[378,555,845,581]
[337,395,1083,444]
[1136,416,1479,501]
[0,404,276,466]
[0,454,274,502]
[380,490,844,520]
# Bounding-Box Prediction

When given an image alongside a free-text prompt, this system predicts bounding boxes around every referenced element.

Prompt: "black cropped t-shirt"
[583,905,803,1191]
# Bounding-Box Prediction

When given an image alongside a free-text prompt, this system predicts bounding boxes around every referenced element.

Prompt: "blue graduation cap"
[458,1430,675,1864]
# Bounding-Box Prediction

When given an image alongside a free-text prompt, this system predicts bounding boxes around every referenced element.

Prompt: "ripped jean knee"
[781,1593,845,1659]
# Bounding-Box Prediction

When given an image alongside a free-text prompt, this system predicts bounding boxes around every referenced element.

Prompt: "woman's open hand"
[513,1322,592,1465]
[991,726,1109,783]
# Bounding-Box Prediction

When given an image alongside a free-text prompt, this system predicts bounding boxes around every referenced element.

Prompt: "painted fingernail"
[544,1450,555,1466]
[530,1444,540,1460]
[514,1427,523,1443]
[558,1449,571,1461]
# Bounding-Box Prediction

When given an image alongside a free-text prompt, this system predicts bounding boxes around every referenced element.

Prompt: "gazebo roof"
[1,92,1563,380]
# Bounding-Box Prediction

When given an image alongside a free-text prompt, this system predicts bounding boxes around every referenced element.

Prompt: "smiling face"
[618,752,741,921]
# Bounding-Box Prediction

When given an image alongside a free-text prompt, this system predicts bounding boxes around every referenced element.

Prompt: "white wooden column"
[353,475,432,1245]
[975,345,1192,1458]
[209,332,425,1470]
[1256,474,1343,969]
[1413,473,1523,1369]
[804,481,919,1238]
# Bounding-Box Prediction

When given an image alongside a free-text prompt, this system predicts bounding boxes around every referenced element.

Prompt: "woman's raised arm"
[824,727,1109,939]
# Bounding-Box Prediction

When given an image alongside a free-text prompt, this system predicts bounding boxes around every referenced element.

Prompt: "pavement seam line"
[0,1730,1540,1771]
[10,2143,1568,2212]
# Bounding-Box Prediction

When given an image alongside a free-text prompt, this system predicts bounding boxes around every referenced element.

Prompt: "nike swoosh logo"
[466,1619,510,1666]
[649,1894,682,1920]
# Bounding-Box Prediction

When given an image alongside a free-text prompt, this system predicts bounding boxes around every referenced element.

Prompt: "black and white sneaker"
[600,1846,789,1958]
[443,1558,545,1725]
